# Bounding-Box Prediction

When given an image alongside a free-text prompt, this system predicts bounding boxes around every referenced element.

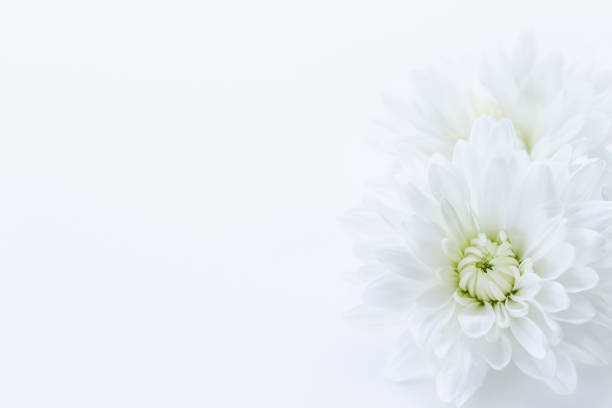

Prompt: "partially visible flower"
[344,117,612,406]
[380,34,612,188]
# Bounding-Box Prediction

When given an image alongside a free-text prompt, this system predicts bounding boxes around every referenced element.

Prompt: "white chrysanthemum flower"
[381,34,612,187]
[345,117,612,406]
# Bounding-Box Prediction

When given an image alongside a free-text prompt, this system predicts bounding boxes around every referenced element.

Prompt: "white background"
[2,1,612,407]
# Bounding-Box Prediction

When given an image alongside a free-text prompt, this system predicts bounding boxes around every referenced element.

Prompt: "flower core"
[457,231,521,302]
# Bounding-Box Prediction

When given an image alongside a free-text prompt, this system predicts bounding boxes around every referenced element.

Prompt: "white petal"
[362,275,416,310]
[458,302,495,338]
[510,317,547,359]
[563,325,611,365]
[536,281,570,313]
[528,53,564,100]
[591,296,612,329]
[440,198,474,248]
[455,361,488,407]
[441,237,462,263]
[414,302,457,346]
[480,57,519,108]
[533,242,575,280]
[375,247,432,280]
[557,266,599,293]
[580,112,611,151]
[567,202,612,231]
[494,302,511,328]
[512,32,535,83]
[435,366,461,403]
[545,353,576,395]
[480,335,512,370]
[428,164,470,216]
[385,332,435,381]
[400,215,446,267]
[340,209,391,238]
[564,160,605,204]
[397,184,440,224]
[567,228,606,266]
[478,158,511,236]
[416,283,455,309]
[513,346,557,380]
[514,272,541,301]
[552,294,596,324]
[505,298,529,317]
[411,69,471,136]
[517,164,556,223]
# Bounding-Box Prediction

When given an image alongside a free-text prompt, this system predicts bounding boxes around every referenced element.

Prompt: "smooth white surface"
[1,1,612,406]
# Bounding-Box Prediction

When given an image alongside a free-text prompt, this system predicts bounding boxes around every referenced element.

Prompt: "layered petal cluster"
[345,117,612,406]
[381,34,612,187]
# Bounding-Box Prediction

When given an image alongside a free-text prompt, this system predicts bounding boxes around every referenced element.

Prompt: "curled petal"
[536,281,570,313]
[458,302,496,338]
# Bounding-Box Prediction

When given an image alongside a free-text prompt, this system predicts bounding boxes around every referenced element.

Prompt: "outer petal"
[435,365,462,404]
[536,281,570,313]
[567,228,606,266]
[510,317,547,359]
[511,32,535,83]
[362,275,417,310]
[400,215,446,267]
[376,247,433,280]
[545,352,577,395]
[533,242,575,280]
[479,334,512,370]
[385,331,436,381]
[552,294,596,324]
[513,346,557,380]
[557,266,599,293]
[564,160,605,204]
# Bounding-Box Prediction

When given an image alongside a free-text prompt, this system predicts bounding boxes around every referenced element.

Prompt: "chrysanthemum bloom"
[380,34,612,188]
[345,117,612,406]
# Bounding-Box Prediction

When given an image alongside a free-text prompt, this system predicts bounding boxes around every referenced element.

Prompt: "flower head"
[381,34,612,187]
[345,117,612,406]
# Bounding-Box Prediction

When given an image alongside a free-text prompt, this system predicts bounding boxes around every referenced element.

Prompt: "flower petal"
[557,266,599,293]
[385,332,436,381]
[362,275,417,310]
[514,272,541,300]
[545,353,577,395]
[435,365,462,403]
[480,334,512,370]
[513,346,557,380]
[567,228,606,266]
[536,281,570,313]
[552,294,596,324]
[376,247,432,280]
[510,317,547,359]
[416,283,456,309]
[428,164,470,218]
[533,242,575,280]
[564,160,605,204]
[400,215,446,267]
[511,32,535,83]
[506,298,529,318]
[458,302,495,338]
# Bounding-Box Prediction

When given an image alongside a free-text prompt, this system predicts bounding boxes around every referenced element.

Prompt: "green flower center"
[457,231,521,302]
